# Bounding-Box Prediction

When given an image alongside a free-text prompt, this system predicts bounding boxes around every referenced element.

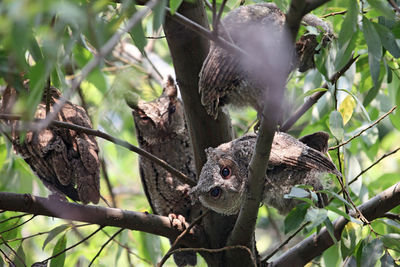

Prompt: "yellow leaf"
[339,95,356,125]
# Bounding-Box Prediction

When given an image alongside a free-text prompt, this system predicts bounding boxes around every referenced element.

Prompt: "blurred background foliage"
[0,0,399,266]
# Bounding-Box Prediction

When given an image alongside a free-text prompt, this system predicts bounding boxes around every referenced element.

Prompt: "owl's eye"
[168,105,176,114]
[140,116,150,121]
[210,187,222,198]
[220,166,231,179]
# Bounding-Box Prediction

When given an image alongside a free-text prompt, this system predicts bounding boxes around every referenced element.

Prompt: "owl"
[1,85,100,204]
[199,3,332,119]
[190,131,340,215]
[129,76,197,266]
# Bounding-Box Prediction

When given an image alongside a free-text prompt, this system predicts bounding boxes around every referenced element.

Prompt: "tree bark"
[163,2,237,265]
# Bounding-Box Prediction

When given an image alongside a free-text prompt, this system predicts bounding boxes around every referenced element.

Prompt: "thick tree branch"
[164,2,237,266]
[0,192,200,246]
[268,182,400,266]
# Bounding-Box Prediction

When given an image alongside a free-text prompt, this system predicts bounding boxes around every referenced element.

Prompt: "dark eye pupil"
[169,105,176,114]
[210,187,221,197]
[221,167,230,178]
[141,116,150,121]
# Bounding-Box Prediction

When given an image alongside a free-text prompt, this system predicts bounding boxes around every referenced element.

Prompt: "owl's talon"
[168,213,187,230]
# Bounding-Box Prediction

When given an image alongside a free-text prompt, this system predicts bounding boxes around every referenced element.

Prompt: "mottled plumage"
[191,132,340,215]
[1,86,100,204]
[199,3,333,119]
[130,76,197,266]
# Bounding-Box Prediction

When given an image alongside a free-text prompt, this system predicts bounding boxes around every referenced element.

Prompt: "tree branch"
[268,182,400,266]
[164,2,237,266]
[34,0,159,132]
[280,55,359,132]
[0,192,200,246]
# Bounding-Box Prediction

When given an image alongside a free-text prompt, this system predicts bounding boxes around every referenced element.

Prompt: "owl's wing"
[268,133,340,176]
[199,45,243,119]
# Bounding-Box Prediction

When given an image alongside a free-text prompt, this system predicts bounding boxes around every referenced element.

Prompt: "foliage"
[0,0,399,266]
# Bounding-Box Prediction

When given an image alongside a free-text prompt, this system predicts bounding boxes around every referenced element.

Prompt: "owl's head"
[190,142,250,215]
[130,76,186,145]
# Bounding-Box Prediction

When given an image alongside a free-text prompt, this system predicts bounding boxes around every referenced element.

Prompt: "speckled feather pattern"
[192,132,340,215]
[199,3,286,118]
[131,77,197,266]
[1,86,100,204]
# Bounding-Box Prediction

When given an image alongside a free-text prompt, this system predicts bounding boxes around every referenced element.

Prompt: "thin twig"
[101,159,117,208]
[388,0,400,13]
[320,10,347,18]
[34,0,159,133]
[102,230,152,265]
[280,55,359,132]
[157,211,210,267]
[89,228,124,266]
[40,226,104,263]
[145,35,166,39]
[382,212,400,222]
[0,223,92,245]
[0,236,26,267]
[0,114,196,187]
[167,7,250,59]
[0,215,35,235]
[142,50,164,81]
[0,213,30,225]
[0,247,14,266]
[348,147,400,187]
[329,106,397,150]
[262,222,309,262]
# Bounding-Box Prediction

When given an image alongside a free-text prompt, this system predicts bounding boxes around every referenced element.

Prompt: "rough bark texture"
[163,2,237,265]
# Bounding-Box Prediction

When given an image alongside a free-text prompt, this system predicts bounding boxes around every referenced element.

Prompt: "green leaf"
[0,143,7,171]
[361,238,383,267]
[367,0,395,20]
[305,208,328,231]
[284,203,308,234]
[380,251,396,267]
[337,0,358,48]
[43,224,70,250]
[285,187,310,199]
[128,6,147,54]
[15,244,26,267]
[152,0,167,31]
[139,232,162,264]
[324,218,337,244]
[329,111,344,140]
[50,234,67,267]
[374,23,400,58]
[26,60,47,119]
[362,16,382,87]
[169,0,183,14]
[325,206,352,221]
[390,109,400,131]
[380,233,400,251]
[87,67,107,93]
[300,88,328,99]
[341,222,359,258]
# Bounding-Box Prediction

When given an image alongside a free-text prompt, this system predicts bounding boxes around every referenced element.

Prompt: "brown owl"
[1,85,100,204]
[191,131,340,215]
[128,76,197,266]
[199,3,333,119]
